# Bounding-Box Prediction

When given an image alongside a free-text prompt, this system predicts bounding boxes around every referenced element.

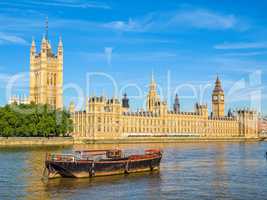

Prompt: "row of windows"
[73,114,239,135]
[122,118,237,128]
[74,124,239,135]
[47,73,57,86]
[34,72,57,87]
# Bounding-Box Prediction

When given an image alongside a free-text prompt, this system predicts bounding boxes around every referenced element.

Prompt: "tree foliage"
[0,104,73,137]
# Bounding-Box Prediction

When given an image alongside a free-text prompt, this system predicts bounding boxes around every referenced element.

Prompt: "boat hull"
[45,156,161,178]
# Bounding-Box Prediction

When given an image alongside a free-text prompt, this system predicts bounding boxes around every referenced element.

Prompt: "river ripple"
[0,142,267,200]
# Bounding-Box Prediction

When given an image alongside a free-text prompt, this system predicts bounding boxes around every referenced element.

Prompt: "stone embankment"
[0,136,262,146]
[0,137,74,146]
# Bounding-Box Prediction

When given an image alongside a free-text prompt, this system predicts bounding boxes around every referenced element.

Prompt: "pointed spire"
[216,75,221,85]
[151,70,157,85]
[41,34,48,54]
[149,71,157,93]
[151,71,154,82]
[42,34,46,43]
[31,37,35,47]
[58,36,63,57]
[47,40,52,50]
[30,37,36,56]
[58,35,63,46]
[175,93,179,104]
[213,75,223,92]
[150,71,156,87]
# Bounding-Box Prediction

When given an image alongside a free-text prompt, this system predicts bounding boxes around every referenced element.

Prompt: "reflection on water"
[1,142,267,200]
[42,172,161,200]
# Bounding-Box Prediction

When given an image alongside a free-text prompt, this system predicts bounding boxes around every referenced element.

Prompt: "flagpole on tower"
[45,17,48,40]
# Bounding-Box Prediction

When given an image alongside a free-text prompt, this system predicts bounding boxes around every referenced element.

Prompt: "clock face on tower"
[220,96,224,100]
[213,96,218,100]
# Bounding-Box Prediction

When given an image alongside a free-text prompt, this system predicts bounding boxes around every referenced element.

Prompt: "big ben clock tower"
[212,76,225,117]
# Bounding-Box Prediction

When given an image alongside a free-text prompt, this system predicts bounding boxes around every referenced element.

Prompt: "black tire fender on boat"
[89,161,95,177]
[150,160,154,171]
[125,160,130,174]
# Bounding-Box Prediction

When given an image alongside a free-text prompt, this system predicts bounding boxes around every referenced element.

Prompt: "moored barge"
[44,149,162,178]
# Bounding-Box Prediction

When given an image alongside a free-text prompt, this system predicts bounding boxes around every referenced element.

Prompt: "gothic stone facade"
[70,77,259,140]
[29,35,63,109]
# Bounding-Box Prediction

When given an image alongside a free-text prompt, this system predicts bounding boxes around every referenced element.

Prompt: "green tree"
[0,104,73,137]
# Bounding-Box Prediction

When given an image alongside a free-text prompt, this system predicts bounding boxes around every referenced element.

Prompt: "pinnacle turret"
[31,38,35,47]
[30,38,36,55]
[122,93,129,109]
[149,71,157,92]
[58,36,63,47]
[151,71,156,85]
[57,36,63,57]
[173,93,180,113]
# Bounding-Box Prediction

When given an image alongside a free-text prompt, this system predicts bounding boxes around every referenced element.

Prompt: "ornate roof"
[213,76,224,93]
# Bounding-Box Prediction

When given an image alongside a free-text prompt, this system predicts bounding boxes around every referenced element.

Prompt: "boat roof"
[74,149,121,155]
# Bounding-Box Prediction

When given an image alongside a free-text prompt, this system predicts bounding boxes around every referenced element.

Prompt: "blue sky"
[0,0,266,114]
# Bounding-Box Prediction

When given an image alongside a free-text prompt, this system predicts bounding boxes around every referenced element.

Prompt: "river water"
[0,142,267,200]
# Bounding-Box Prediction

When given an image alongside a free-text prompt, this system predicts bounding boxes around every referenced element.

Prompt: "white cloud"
[0,0,111,10]
[79,51,178,62]
[220,51,267,57]
[102,18,141,31]
[31,0,110,9]
[214,42,267,50]
[0,7,242,34]
[0,32,28,45]
[170,9,237,30]
[102,9,242,32]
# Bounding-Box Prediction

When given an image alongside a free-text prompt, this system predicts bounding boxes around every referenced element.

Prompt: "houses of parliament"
[70,74,258,140]
[10,27,259,140]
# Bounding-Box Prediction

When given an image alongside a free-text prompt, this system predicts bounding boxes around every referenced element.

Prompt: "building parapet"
[9,95,29,105]
[208,116,237,121]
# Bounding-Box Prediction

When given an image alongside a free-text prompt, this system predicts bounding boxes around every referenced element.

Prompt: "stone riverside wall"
[0,136,262,146]
[74,136,261,144]
[0,137,74,146]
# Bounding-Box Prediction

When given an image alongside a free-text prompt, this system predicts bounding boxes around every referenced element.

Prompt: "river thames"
[0,142,267,200]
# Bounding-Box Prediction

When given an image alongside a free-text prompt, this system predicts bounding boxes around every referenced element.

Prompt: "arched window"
[50,74,53,86]
[47,73,50,85]
[54,73,56,86]
[35,72,39,87]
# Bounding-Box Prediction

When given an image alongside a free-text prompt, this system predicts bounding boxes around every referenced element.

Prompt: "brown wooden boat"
[44,149,162,178]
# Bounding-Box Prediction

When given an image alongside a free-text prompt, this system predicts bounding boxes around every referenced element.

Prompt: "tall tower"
[146,72,159,112]
[173,94,180,113]
[29,19,63,109]
[122,93,129,112]
[212,76,224,117]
